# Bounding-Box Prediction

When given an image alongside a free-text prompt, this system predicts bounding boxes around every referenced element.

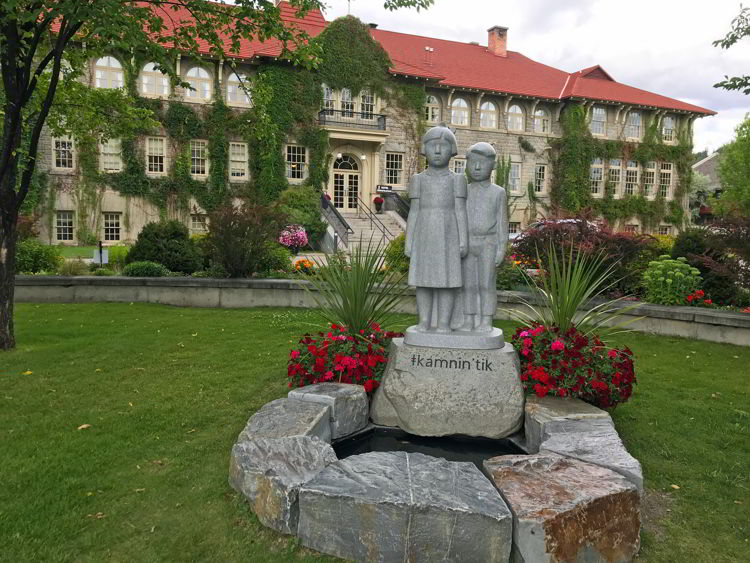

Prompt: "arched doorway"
[331,154,360,210]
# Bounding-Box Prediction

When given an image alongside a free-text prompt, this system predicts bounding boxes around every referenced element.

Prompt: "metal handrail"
[320,194,354,249]
[356,196,395,243]
[384,192,410,221]
[318,109,387,131]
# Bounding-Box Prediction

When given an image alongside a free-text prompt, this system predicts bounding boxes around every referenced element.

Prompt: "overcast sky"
[319,0,749,153]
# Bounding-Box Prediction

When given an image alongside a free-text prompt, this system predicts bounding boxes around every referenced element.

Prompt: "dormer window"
[94,56,123,89]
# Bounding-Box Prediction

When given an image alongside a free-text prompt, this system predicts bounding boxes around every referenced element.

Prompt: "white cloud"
[322,0,750,150]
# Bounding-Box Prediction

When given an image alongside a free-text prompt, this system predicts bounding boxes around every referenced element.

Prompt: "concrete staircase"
[341,211,405,252]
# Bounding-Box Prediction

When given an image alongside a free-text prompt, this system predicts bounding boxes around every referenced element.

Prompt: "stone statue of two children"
[405,124,508,337]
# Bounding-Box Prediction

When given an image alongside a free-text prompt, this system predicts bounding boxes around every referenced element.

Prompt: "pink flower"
[608,349,618,359]
[290,350,300,359]
[551,340,564,352]
[519,330,530,338]
[323,371,334,381]
[523,338,533,348]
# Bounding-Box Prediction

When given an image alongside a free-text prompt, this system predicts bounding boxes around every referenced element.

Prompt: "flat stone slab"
[237,398,331,443]
[288,383,368,439]
[229,436,337,535]
[370,339,524,438]
[298,451,512,562]
[404,326,504,349]
[525,396,612,453]
[540,418,644,492]
[484,453,640,563]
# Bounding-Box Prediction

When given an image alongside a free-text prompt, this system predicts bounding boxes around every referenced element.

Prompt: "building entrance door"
[331,155,360,211]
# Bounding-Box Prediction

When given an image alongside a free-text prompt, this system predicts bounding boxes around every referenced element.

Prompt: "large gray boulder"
[540,418,644,492]
[485,453,641,563]
[237,398,331,443]
[229,436,337,535]
[524,395,612,453]
[298,451,512,562]
[370,339,524,439]
[288,383,368,439]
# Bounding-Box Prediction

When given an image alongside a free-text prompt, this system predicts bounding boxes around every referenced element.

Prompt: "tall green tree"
[0,0,433,350]
[714,4,750,95]
[715,115,750,216]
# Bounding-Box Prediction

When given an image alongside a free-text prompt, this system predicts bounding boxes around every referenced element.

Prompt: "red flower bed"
[511,325,636,408]
[287,323,403,392]
[685,289,713,307]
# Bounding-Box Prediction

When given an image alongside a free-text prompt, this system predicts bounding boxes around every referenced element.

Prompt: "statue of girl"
[405,124,468,333]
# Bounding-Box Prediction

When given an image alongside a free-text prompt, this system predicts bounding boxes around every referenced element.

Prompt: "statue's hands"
[460,244,468,258]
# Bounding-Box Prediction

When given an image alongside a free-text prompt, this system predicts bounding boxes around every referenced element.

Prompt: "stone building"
[35,1,714,245]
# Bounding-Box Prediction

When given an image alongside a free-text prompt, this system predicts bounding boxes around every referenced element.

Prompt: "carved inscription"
[410,354,493,371]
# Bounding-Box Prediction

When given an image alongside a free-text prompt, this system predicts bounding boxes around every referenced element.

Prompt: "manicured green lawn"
[1,304,748,562]
[56,245,129,259]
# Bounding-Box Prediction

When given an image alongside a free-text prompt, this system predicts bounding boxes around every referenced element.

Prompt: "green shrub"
[191,264,230,278]
[642,256,702,305]
[107,246,130,272]
[126,221,202,274]
[58,259,89,276]
[122,261,171,277]
[16,240,63,273]
[256,242,292,274]
[278,186,327,248]
[384,233,409,274]
[93,268,116,276]
[496,257,526,290]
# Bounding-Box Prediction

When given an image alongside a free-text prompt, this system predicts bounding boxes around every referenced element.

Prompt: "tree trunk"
[0,209,17,350]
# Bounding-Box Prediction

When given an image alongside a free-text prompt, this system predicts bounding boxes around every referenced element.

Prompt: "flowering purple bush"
[278,225,308,249]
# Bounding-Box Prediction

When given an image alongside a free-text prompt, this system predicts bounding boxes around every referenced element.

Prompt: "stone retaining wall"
[15,276,750,346]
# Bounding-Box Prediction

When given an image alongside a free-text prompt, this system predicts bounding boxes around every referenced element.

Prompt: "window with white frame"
[533,108,550,133]
[385,153,404,185]
[451,97,470,126]
[509,162,521,192]
[643,162,656,196]
[626,111,642,139]
[140,62,169,97]
[658,225,672,235]
[507,104,524,132]
[190,214,207,235]
[360,90,375,119]
[56,211,74,241]
[662,115,676,142]
[590,158,604,194]
[286,145,306,180]
[509,222,520,234]
[480,101,498,128]
[322,84,335,115]
[103,212,121,241]
[146,137,167,175]
[608,159,621,193]
[190,140,209,178]
[99,138,122,172]
[534,164,546,193]
[94,56,124,89]
[625,160,638,195]
[340,88,354,117]
[229,142,248,180]
[590,106,607,135]
[227,72,251,106]
[624,224,638,233]
[424,95,440,123]
[53,137,75,170]
[186,67,212,101]
[452,158,466,175]
[659,163,672,198]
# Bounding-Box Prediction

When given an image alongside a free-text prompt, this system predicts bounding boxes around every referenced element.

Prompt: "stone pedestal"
[370,338,524,439]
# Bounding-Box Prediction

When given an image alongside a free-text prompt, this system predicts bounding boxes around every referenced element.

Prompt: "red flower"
[704,299,712,305]
[608,349,618,359]
[551,340,564,352]
[363,380,379,392]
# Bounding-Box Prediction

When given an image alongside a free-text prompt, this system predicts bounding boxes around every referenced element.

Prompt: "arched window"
[340,88,354,117]
[451,97,469,126]
[533,108,550,133]
[590,106,606,135]
[186,67,212,101]
[140,62,169,97]
[333,155,359,171]
[94,56,123,89]
[480,101,498,129]
[626,111,642,139]
[321,84,335,115]
[507,104,524,131]
[227,72,251,106]
[424,95,440,124]
[662,115,676,142]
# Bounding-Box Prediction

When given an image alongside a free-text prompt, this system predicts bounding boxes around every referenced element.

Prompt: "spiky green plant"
[304,238,408,335]
[511,242,639,337]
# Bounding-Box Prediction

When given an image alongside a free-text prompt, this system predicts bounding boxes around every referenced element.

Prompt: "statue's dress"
[408,170,466,288]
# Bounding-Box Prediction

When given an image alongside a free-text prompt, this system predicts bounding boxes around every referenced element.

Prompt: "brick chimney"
[487,26,508,57]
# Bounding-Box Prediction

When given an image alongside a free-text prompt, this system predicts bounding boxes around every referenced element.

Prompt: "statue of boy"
[405,125,468,333]
[459,142,508,333]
